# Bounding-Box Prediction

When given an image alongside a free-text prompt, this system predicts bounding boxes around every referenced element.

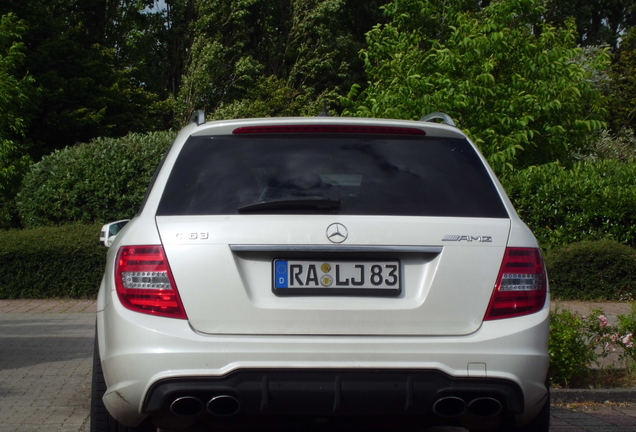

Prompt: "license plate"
[272,259,401,296]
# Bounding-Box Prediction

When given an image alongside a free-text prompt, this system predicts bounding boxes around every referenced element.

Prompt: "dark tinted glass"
[157,134,508,218]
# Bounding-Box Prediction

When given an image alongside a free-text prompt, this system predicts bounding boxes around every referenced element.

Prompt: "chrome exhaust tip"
[170,396,204,417]
[207,395,241,417]
[467,397,503,418]
[432,396,467,418]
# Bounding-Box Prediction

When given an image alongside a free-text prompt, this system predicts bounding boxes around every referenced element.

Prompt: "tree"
[544,0,636,49]
[102,0,196,115]
[610,27,636,132]
[175,0,386,123]
[0,13,35,227]
[342,0,610,173]
[0,0,171,158]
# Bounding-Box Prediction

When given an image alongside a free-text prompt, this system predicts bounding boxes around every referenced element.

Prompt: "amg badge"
[442,235,492,242]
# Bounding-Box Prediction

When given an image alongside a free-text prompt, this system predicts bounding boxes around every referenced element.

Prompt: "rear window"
[156,134,508,218]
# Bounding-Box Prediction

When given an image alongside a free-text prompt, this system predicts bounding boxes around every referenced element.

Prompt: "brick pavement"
[551,300,633,325]
[0,300,97,314]
[551,404,636,431]
[0,300,96,432]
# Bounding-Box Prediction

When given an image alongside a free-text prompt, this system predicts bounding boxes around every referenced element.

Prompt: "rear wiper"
[238,197,341,213]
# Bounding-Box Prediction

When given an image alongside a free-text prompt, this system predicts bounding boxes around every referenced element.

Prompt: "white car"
[92,112,550,432]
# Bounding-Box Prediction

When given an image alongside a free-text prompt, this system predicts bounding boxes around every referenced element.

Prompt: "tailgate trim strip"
[230,245,443,253]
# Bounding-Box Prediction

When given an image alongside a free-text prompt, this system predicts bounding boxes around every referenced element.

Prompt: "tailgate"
[157,215,510,336]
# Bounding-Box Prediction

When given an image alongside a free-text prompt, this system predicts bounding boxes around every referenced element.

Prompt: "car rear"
[95,117,549,431]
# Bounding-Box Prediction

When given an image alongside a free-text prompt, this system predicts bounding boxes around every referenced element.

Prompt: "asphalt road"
[2,300,636,432]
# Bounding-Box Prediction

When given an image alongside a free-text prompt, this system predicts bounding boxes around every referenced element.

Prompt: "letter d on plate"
[274,261,288,288]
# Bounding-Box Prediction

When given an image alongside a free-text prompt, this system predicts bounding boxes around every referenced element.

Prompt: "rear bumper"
[97,288,549,429]
[145,369,525,430]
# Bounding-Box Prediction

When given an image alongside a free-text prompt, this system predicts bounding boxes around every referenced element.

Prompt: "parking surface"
[0,300,95,432]
[1,300,636,432]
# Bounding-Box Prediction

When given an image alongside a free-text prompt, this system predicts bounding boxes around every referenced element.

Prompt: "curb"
[552,388,636,403]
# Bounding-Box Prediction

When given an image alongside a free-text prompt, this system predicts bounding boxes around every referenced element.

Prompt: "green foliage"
[17,131,174,228]
[544,0,635,49]
[616,304,636,361]
[175,0,385,123]
[0,14,31,138]
[549,305,636,386]
[212,76,322,119]
[104,0,188,103]
[1,0,171,158]
[502,160,636,248]
[545,240,636,301]
[0,13,35,229]
[582,308,634,363]
[550,306,636,386]
[610,27,636,132]
[549,308,597,386]
[586,128,636,161]
[28,35,163,157]
[342,0,610,173]
[0,223,106,298]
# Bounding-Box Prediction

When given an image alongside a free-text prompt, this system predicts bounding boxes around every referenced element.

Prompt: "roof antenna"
[317,100,331,117]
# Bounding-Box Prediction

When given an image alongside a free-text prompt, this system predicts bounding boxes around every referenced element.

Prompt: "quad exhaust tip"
[207,395,241,417]
[432,396,467,418]
[468,397,502,418]
[170,393,498,420]
[170,396,204,417]
[170,395,241,417]
[432,396,503,419]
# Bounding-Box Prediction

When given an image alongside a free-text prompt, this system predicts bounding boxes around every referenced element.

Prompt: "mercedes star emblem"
[326,223,348,243]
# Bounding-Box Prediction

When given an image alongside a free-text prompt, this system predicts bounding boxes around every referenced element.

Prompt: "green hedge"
[545,240,636,301]
[17,131,175,228]
[0,224,106,298]
[502,160,636,249]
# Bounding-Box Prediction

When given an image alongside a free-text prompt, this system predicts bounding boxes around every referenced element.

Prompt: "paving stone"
[551,301,632,325]
[550,416,586,431]
[552,405,636,431]
[0,304,94,432]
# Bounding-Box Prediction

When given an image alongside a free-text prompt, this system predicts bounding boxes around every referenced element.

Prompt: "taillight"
[484,248,547,321]
[114,245,187,319]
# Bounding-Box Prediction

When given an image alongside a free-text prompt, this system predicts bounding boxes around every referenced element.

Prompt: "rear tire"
[513,390,550,432]
[470,390,550,432]
[91,328,156,432]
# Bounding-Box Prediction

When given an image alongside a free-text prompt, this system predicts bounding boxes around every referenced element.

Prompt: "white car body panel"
[156,215,511,335]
